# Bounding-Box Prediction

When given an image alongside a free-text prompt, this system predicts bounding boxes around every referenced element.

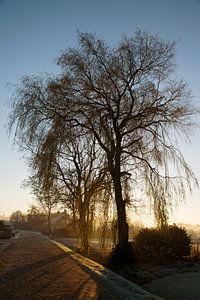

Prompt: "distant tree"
[9,30,198,251]
[10,210,25,228]
[39,192,58,236]
[27,204,43,231]
[26,173,59,236]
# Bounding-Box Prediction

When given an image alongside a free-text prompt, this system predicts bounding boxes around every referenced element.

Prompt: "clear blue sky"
[0,0,200,224]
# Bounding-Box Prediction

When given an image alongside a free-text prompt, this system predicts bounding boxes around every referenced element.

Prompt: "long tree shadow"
[0,250,104,300]
[73,259,119,299]
[59,277,92,300]
[0,253,69,283]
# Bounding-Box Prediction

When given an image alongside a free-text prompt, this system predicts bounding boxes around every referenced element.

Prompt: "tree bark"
[79,200,90,254]
[108,144,129,246]
[112,171,129,246]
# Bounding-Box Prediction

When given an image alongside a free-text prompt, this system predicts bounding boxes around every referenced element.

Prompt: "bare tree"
[55,31,198,245]
[10,210,26,229]
[9,30,198,249]
[26,172,59,236]
[27,204,44,231]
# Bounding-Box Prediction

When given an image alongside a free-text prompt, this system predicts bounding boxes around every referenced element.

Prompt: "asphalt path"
[0,231,160,300]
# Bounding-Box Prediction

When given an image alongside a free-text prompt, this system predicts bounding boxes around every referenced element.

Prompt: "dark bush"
[167,225,191,259]
[134,228,164,263]
[134,225,191,264]
[107,242,135,270]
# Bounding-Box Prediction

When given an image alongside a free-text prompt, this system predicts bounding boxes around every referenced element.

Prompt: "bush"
[107,242,135,270]
[167,225,191,260]
[134,225,191,264]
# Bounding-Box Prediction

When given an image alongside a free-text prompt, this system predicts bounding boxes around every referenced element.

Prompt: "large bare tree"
[9,30,198,249]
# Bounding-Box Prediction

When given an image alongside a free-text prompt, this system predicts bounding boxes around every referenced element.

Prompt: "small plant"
[134,225,191,264]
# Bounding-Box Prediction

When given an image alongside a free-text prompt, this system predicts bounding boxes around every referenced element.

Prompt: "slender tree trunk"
[47,210,51,237]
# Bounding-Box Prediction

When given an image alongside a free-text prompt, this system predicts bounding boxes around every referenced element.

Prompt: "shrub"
[166,225,191,260]
[134,225,191,264]
[106,242,135,270]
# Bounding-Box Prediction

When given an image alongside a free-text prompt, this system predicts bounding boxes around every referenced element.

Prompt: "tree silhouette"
[9,30,198,249]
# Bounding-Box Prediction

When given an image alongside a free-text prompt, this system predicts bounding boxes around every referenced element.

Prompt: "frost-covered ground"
[145,272,200,300]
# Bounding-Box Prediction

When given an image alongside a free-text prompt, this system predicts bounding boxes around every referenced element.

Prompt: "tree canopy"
[9,30,198,248]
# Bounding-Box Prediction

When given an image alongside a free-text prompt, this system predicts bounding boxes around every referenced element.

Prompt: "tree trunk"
[108,135,129,247]
[113,172,129,246]
[47,211,51,237]
[79,202,90,254]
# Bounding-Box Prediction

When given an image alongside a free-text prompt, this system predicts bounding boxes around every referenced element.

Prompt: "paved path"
[0,231,160,300]
[145,272,200,300]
